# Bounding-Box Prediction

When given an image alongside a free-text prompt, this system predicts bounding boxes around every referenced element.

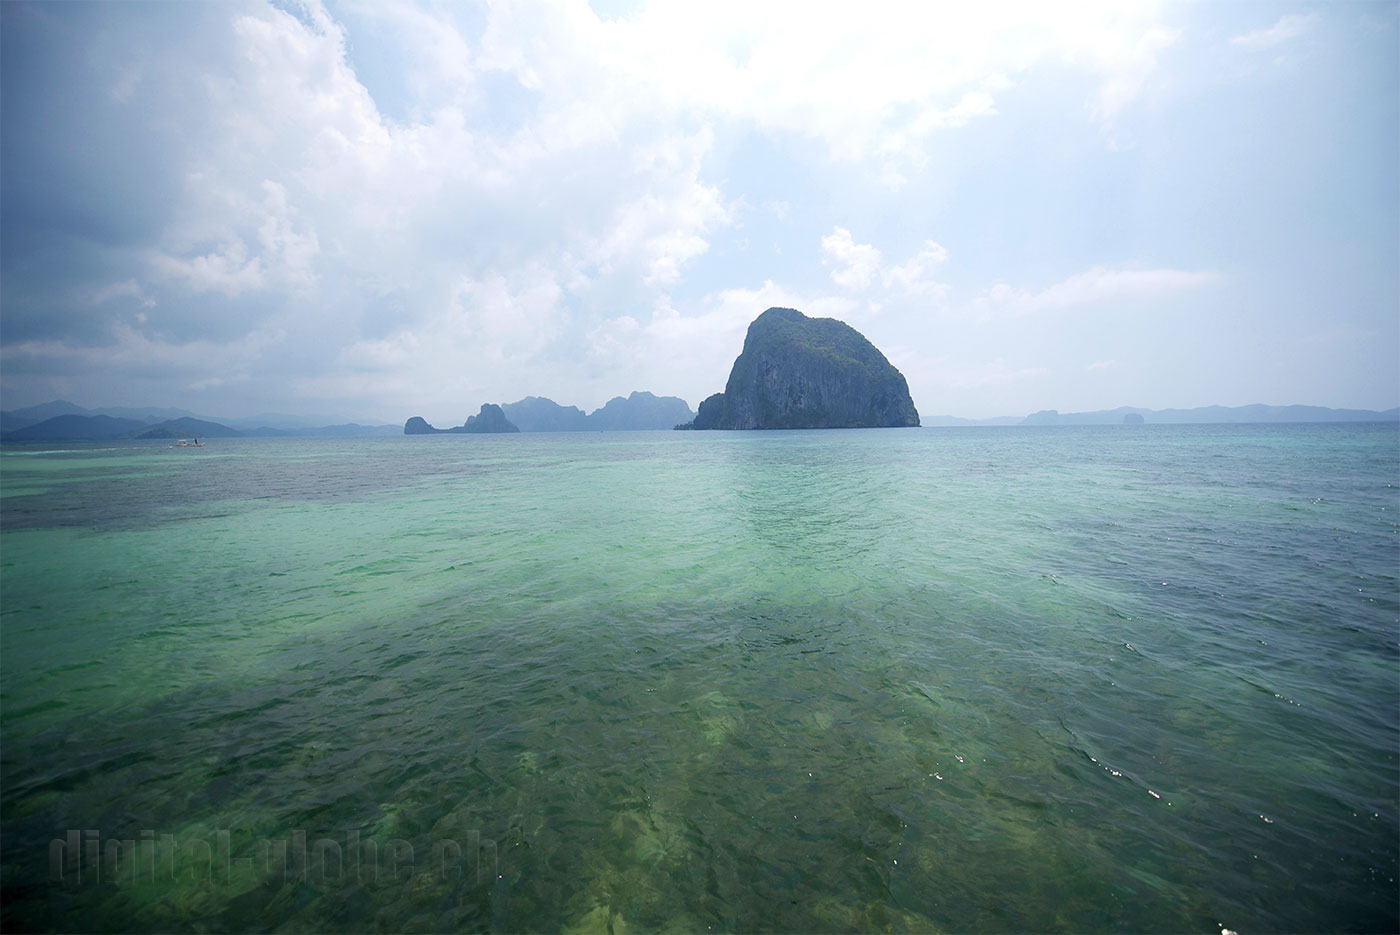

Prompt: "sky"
[2,0,1396,424]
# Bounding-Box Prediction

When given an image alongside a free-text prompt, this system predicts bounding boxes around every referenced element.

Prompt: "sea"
[1,423,1396,933]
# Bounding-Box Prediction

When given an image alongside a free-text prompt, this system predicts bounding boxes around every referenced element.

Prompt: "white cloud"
[149,238,265,296]
[821,229,950,298]
[91,280,155,308]
[974,266,1218,318]
[1231,14,1318,50]
[883,241,950,297]
[452,266,568,359]
[580,129,731,287]
[149,178,320,297]
[112,0,736,412]
[469,0,1180,183]
[1,0,1220,420]
[298,263,572,420]
[2,322,286,390]
[821,228,884,291]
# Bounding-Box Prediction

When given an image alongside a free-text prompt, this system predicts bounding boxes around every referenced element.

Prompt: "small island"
[405,392,695,434]
[678,307,920,430]
[404,404,520,434]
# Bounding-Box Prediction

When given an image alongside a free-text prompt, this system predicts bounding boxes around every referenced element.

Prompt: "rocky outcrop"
[680,307,919,430]
[404,405,520,434]
[587,391,694,430]
[501,392,695,431]
[500,397,590,432]
[461,404,519,433]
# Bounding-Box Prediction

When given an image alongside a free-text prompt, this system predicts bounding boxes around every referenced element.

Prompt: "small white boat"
[170,438,204,448]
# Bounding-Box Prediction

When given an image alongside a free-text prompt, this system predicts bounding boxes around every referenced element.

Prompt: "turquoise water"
[1,425,1396,932]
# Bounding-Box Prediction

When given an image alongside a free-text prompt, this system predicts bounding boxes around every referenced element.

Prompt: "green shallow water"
[1,425,1396,932]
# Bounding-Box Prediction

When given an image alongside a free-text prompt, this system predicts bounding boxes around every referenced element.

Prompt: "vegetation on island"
[679,307,920,430]
[408,392,695,434]
[404,404,520,434]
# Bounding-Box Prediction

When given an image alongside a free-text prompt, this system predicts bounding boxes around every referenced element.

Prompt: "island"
[404,404,520,434]
[500,391,694,432]
[678,307,920,430]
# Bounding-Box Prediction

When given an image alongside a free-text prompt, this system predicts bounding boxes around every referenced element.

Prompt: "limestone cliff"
[681,308,919,430]
[404,405,520,434]
[461,404,519,433]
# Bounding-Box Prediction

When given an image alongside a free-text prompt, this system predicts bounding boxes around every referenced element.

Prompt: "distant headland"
[405,404,520,434]
[923,404,1400,427]
[404,392,695,435]
[0,402,401,441]
[679,307,920,430]
[2,396,1395,443]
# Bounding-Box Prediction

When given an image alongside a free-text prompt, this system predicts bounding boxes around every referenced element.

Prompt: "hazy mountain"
[1,400,92,433]
[136,418,242,439]
[3,414,149,440]
[501,396,590,432]
[1020,405,1400,425]
[497,392,694,431]
[920,414,1024,427]
[1,400,397,440]
[289,423,401,438]
[0,401,202,433]
[404,405,520,434]
[93,405,199,423]
[586,392,694,431]
[228,423,401,437]
[462,404,519,433]
[220,411,372,430]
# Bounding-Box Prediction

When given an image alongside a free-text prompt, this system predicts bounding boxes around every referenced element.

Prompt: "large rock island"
[404,404,520,434]
[680,307,920,430]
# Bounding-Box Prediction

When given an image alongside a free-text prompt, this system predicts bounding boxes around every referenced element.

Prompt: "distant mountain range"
[4,399,1394,443]
[1020,404,1398,425]
[502,392,695,432]
[0,401,399,441]
[408,392,696,434]
[0,393,699,442]
[923,403,1398,426]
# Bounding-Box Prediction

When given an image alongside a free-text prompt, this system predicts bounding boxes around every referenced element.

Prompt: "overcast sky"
[2,1,1396,424]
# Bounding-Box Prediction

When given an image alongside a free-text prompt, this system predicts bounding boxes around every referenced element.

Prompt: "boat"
[170,438,204,447]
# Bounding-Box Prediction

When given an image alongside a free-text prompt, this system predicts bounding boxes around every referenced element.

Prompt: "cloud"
[821,228,884,290]
[8,0,1293,421]
[821,229,951,298]
[470,0,1181,182]
[91,279,155,308]
[2,321,286,393]
[1231,14,1318,50]
[149,240,264,297]
[53,0,740,415]
[973,266,1218,318]
[1091,23,1180,121]
[882,241,950,297]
